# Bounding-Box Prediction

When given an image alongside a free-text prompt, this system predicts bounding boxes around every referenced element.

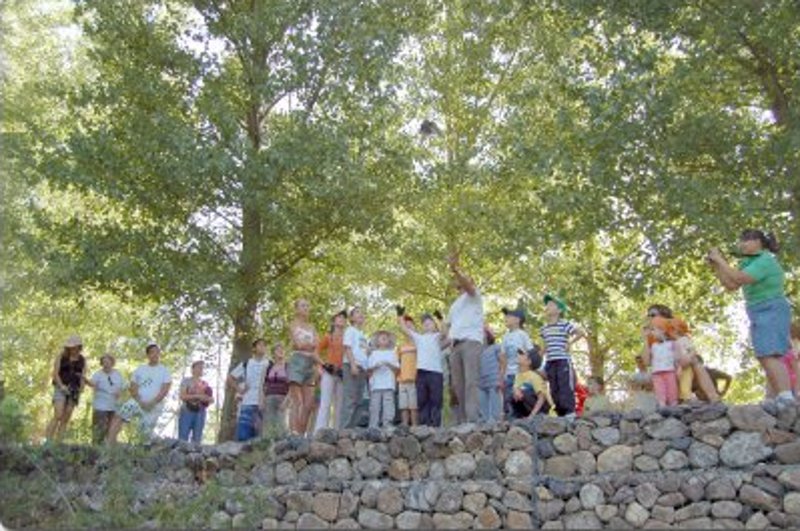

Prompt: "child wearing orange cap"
[643,317,679,407]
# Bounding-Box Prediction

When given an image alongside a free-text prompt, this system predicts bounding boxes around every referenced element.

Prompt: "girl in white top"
[644,317,679,407]
[287,299,323,435]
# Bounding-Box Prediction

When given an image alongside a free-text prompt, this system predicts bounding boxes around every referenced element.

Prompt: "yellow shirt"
[398,342,417,383]
[514,370,554,409]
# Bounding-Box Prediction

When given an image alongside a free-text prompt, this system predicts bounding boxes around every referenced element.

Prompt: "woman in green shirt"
[707,229,793,406]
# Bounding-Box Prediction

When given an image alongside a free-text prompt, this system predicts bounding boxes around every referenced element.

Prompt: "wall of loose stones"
[4,402,800,529]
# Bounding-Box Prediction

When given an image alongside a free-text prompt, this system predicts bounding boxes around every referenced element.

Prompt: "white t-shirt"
[502,329,533,376]
[344,326,369,368]
[651,341,676,373]
[90,369,126,411]
[131,364,172,404]
[368,349,399,391]
[230,357,270,407]
[448,289,484,342]
[408,331,444,373]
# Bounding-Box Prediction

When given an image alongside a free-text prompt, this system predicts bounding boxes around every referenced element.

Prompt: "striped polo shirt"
[540,320,577,361]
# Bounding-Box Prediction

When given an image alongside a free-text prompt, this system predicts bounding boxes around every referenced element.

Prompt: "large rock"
[681,476,706,503]
[644,417,689,439]
[376,487,404,516]
[719,432,772,468]
[779,469,800,490]
[691,417,732,438]
[689,441,719,468]
[275,462,297,484]
[356,457,385,479]
[744,512,770,529]
[328,459,353,481]
[706,478,737,500]
[660,449,689,470]
[445,453,477,479]
[574,451,597,475]
[634,455,660,472]
[357,509,394,529]
[579,484,605,510]
[784,492,800,516]
[475,506,502,529]
[505,451,533,477]
[594,504,618,522]
[728,405,777,432]
[675,501,710,522]
[775,442,800,464]
[209,511,231,529]
[435,484,464,514]
[597,445,633,473]
[312,493,341,522]
[739,484,780,512]
[563,511,602,529]
[625,502,650,527]
[432,512,474,529]
[388,459,410,481]
[592,427,621,447]
[296,513,330,529]
[635,483,660,509]
[712,501,743,519]
[545,456,577,478]
[505,426,533,450]
[396,511,424,530]
[651,505,675,524]
[553,433,578,454]
[463,492,488,515]
[537,417,568,436]
[541,500,566,520]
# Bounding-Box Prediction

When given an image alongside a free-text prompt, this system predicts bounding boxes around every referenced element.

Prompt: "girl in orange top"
[313,310,347,433]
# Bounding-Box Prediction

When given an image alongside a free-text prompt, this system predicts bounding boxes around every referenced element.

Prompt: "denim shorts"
[287,352,316,385]
[746,296,792,357]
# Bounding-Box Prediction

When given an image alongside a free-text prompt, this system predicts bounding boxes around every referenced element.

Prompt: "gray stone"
[785,492,800,515]
[505,426,533,450]
[579,484,605,510]
[635,483,660,509]
[744,512,769,529]
[565,496,581,514]
[610,486,636,504]
[356,457,384,479]
[597,445,633,473]
[678,517,712,529]
[691,417,732,438]
[595,504,618,522]
[545,456,577,478]
[651,505,675,524]
[684,401,728,423]
[475,457,501,480]
[505,451,533,477]
[537,417,568,436]
[332,518,360,530]
[541,500,566,520]
[463,492,488,515]
[444,453,477,479]
[275,462,297,485]
[261,518,280,530]
[660,449,689,470]
[474,506,502,529]
[298,463,328,484]
[634,455,660,472]
[739,484,780,512]
[435,484,463,514]
[574,451,597,475]
[357,508,393,529]
[643,439,669,457]
[209,511,231,529]
[503,491,530,512]
[538,438,557,459]
[376,487,403,516]
[338,491,358,519]
[286,491,314,514]
[388,459,410,481]
[752,476,783,498]
[563,511,602,529]
[592,427,621,447]
[670,436,693,451]
[644,417,689,439]
[680,476,706,503]
[712,518,745,529]
[328,458,353,481]
[432,512,474,529]
[311,493,340,523]
[775,441,800,464]
[296,513,329,529]
[675,501,710,522]
[728,405,777,432]
[688,441,719,468]
[719,432,772,468]
[706,478,737,500]
[779,469,800,490]
[625,502,650,527]
[395,511,422,530]
[712,501,743,519]
[553,433,578,454]
[360,483,380,509]
[657,492,686,507]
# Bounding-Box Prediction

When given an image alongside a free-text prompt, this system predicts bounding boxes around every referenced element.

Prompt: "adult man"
[107,342,171,444]
[444,253,484,424]
[227,338,271,441]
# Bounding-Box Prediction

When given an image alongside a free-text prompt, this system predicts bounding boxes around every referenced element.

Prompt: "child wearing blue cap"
[500,307,533,416]
[539,294,586,418]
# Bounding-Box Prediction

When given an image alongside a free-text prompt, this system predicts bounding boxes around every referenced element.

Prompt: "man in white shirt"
[107,343,172,444]
[341,307,369,429]
[445,253,484,424]
[227,338,271,441]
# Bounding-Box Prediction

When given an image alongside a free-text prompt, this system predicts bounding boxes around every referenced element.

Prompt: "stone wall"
[4,402,800,528]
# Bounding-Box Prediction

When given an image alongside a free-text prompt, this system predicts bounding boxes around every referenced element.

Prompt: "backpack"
[239,359,274,394]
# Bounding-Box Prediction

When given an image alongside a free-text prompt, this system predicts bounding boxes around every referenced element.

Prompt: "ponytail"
[740,229,780,253]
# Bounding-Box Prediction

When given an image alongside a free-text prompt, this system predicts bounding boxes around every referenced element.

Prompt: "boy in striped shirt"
[540,294,586,418]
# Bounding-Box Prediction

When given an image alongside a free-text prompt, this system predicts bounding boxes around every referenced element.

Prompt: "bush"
[0,396,29,443]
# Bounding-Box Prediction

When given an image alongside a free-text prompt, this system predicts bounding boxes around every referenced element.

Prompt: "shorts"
[287,352,317,385]
[398,382,418,410]
[117,398,162,434]
[52,385,80,406]
[746,297,791,358]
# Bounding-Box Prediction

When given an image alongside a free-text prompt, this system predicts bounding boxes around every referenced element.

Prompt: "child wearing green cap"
[539,294,586,418]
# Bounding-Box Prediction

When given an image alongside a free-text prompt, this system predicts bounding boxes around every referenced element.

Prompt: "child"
[644,317,679,407]
[479,327,505,423]
[539,294,586,418]
[367,330,400,429]
[397,308,446,427]
[395,311,418,426]
[583,376,612,416]
[510,346,553,418]
[671,318,719,403]
[501,308,533,415]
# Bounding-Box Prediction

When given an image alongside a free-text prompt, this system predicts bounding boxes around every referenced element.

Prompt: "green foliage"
[0,396,29,443]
